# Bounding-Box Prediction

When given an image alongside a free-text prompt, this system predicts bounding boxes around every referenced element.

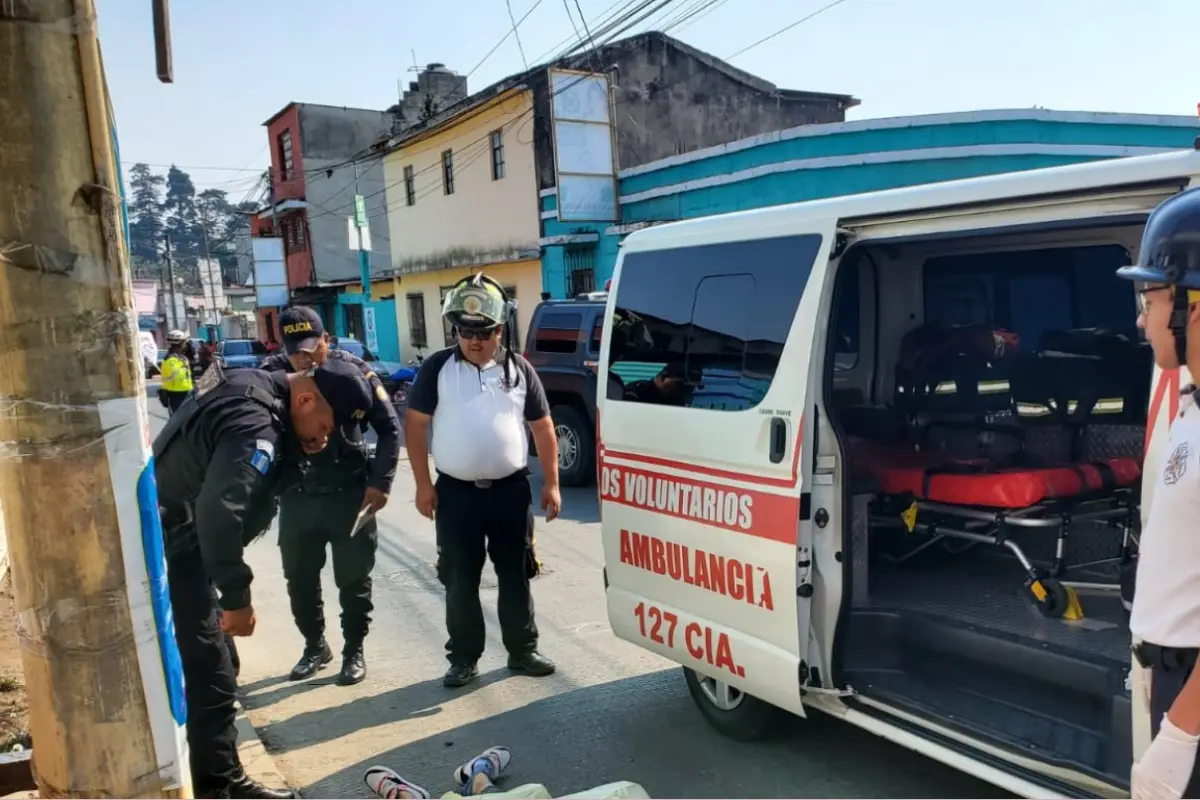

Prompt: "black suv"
[523,293,607,487]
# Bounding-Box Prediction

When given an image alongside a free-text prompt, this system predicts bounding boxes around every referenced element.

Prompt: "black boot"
[226,769,298,799]
[338,644,366,686]
[288,637,333,681]
[443,662,479,688]
[507,650,556,677]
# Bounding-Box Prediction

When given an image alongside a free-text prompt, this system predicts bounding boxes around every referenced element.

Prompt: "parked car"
[214,338,266,369]
[522,292,608,487]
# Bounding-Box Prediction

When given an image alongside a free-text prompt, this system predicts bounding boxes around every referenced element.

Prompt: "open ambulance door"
[596,217,842,722]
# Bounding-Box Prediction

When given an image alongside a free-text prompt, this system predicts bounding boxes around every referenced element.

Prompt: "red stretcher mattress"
[849,438,1141,509]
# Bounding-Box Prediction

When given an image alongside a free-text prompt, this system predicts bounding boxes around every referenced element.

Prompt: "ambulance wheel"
[552,404,594,487]
[683,667,782,742]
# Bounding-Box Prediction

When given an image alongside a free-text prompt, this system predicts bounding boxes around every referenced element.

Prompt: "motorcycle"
[387,349,424,422]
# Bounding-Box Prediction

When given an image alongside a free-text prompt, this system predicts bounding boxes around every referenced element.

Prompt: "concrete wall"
[305,157,393,283]
[529,32,855,190]
[335,282,401,362]
[538,109,1200,297]
[392,260,542,359]
[383,89,542,273]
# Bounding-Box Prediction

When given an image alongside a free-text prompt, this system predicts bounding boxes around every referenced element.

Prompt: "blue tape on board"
[137,457,187,725]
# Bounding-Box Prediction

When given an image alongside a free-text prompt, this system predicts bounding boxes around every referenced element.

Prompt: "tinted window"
[535,311,582,354]
[590,316,604,352]
[923,244,1136,345]
[338,340,366,359]
[607,235,822,412]
[224,341,253,356]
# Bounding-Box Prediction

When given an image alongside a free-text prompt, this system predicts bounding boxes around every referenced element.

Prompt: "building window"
[490,130,505,181]
[403,165,416,206]
[406,293,427,349]
[294,217,306,250]
[441,149,454,195]
[278,130,294,180]
[565,247,596,295]
[439,286,456,346]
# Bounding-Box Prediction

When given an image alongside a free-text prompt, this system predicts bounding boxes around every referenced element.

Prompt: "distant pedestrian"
[405,274,560,688]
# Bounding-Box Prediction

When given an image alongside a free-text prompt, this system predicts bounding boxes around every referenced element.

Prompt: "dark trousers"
[1146,644,1200,797]
[209,585,240,677]
[435,472,538,665]
[164,389,190,415]
[278,485,377,649]
[168,547,240,794]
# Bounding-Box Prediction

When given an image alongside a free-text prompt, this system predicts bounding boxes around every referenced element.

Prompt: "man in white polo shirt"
[405,274,562,688]
[1119,187,1200,799]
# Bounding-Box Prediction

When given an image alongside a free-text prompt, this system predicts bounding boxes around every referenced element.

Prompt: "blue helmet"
[1117,187,1200,289]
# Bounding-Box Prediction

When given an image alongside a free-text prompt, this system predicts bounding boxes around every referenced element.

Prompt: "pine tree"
[127,163,165,267]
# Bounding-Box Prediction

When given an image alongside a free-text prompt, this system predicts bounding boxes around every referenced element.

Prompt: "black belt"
[1134,642,1200,671]
[437,468,528,490]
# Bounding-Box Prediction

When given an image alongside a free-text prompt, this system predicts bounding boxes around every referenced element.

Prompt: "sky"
[97,0,1200,200]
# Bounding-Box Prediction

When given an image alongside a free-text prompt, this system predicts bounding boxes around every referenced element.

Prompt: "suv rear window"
[534,311,583,354]
[590,317,603,352]
[606,234,823,411]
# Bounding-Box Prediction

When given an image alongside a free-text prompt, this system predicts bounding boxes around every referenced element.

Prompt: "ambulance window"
[607,234,822,412]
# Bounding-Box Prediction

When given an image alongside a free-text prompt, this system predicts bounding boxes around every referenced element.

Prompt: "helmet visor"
[442,282,507,327]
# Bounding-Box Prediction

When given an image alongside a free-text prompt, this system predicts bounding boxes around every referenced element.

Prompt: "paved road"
[146,394,1004,798]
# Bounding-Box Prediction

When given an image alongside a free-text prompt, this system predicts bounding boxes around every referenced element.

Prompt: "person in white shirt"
[405,274,562,688]
[1120,186,1200,800]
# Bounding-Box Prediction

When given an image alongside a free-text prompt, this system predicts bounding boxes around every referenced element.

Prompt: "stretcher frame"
[868,487,1139,617]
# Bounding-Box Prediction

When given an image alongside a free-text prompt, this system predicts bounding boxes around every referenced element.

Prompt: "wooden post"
[0,1,190,797]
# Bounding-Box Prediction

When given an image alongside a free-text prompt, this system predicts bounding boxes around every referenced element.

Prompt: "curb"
[236,710,294,794]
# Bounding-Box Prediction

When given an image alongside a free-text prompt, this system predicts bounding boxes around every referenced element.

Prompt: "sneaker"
[364,765,430,800]
[453,746,512,793]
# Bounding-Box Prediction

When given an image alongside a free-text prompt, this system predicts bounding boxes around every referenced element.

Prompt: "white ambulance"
[596,147,1200,798]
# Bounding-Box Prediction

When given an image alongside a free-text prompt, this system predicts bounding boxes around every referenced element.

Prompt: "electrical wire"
[725,0,852,61]
[467,0,546,77]
[506,0,531,69]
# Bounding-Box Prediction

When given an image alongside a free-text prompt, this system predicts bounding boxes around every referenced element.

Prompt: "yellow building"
[382,84,543,357]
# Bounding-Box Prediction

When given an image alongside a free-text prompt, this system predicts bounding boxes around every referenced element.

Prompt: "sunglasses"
[457,327,499,341]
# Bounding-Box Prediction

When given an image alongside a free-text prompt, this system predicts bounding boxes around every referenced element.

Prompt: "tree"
[163,164,200,280]
[127,162,165,265]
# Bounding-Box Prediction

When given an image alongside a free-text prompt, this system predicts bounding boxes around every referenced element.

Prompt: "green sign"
[354,195,368,228]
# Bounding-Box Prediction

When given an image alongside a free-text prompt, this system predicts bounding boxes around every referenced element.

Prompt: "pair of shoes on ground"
[288,637,367,686]
[443,651,555,688]
[365,746,512,799]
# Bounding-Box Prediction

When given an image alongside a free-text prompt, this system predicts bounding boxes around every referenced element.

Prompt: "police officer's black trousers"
[435,472,538,665]
[168,547,241,794]
[278,486,377,647]
[209,585,240,677]
[1144,644,1200,797]
[164,389,190,415]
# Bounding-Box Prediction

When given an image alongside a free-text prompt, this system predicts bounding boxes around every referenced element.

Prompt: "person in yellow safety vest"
[363,747,649,800]
[160,329,195,414]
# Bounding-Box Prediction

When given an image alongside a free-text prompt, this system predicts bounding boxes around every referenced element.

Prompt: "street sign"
[354,194,368,228]
[364,306,379,353]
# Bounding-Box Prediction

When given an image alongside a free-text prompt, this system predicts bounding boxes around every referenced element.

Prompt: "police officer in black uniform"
[261,307,400,686]
[154,358,373,799]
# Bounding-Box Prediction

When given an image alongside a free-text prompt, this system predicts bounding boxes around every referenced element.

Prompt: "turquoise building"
[538,109,1200,297]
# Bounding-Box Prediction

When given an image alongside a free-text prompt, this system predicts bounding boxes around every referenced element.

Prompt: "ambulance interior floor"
[842,541,1133,779]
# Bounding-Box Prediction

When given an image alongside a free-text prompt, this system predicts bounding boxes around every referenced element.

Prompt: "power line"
[468,0,546,77]
[505,0,531,70]
[725,0,852,61]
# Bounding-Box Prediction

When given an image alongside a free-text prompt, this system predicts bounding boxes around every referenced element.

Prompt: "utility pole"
[351,161,372,301]
[164,232,180,331]
[200,224,219,340]
[0,0,190,796]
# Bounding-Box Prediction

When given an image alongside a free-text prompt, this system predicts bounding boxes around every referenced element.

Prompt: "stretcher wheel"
[1025,576,1076,619]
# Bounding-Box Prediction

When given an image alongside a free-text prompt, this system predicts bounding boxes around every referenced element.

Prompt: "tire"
[551,404,594,487]
[683,666,783,742]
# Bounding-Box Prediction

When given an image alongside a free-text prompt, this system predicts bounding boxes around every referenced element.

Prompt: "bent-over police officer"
[1120,187,1200,800]
[261,306,400,685]
[154,358,374,799]
[405,274,561,688]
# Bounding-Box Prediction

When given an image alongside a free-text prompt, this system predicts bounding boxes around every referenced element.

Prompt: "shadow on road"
[249,669,508,756]
[293,670,1009,799]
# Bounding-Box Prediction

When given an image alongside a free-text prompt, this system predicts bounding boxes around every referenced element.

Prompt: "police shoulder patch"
[248,438,276,476]
[375,383,389,403]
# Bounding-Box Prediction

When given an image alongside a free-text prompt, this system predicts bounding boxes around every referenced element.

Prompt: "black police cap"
[280,306,326,354]
[311,358,372,427]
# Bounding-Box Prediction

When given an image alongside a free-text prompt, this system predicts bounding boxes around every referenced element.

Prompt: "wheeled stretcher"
[849,437,1141,618]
